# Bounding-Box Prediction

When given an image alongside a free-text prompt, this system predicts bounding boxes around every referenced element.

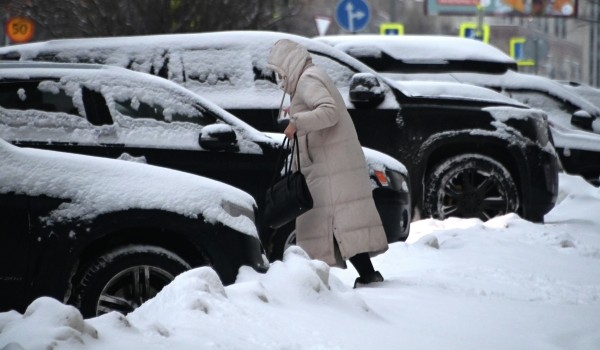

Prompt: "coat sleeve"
[292,73,339,136]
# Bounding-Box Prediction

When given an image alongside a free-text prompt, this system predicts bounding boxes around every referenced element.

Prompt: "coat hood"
[267,39,313,96]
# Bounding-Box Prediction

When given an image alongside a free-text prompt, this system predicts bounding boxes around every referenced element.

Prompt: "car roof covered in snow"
[313,35,517,72]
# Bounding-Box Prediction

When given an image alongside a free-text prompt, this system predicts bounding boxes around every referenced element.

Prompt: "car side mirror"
[199,124,238,151]
[571,110,594,131]
[349,73,385,108]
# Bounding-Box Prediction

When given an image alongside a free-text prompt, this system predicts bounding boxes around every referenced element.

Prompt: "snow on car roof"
[0,32,525,111]
[0,31,374,73]
[0,138,257,237]
[314,35,516,64]
[394,80,526,107]
[0,31,387,109]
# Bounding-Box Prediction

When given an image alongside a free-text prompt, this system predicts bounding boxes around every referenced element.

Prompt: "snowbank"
[1,173,600,349]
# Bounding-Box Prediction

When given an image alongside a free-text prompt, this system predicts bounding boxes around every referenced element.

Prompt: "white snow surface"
[314,35,516,64]
[0,139,257,237]
[2,173,600,349]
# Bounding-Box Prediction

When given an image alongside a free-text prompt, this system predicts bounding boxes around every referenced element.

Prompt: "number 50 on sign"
[5,17,35,43]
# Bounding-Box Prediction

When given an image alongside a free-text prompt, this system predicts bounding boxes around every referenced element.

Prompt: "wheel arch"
[69,210,214,288]
[417,133,526,216]
[75,226,211,273]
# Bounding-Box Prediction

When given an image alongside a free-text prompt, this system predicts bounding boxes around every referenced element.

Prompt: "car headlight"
[386,169,409,194]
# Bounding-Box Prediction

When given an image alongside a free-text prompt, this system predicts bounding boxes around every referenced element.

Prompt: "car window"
[0,79,101,144]
[172,46,283,109]
[0,80,80,116]
[507,90,578,116]
[105,83,217,127]
[309,53,356,90]
[179,48,250,89]
[506,90,581,131]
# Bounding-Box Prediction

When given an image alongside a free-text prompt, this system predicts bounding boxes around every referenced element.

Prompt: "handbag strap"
[277,90,286,121]
[268,133,303,191]
[291,133,301,173]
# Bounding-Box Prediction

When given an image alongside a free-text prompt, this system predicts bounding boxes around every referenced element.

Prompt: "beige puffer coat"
[267,39,388,267]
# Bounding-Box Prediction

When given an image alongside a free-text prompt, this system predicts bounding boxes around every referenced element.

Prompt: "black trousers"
[349,252,375,278]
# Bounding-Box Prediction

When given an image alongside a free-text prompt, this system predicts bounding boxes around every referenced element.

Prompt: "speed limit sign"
[5,16,35,43]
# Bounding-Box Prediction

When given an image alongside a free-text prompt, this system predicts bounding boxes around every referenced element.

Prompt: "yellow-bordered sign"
[459,22,490,43]
[5,17,35,43]
[509,37,535,66]
[380,23,404,35]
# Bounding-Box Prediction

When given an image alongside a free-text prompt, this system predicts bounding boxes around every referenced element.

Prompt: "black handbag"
[263,134,313,229]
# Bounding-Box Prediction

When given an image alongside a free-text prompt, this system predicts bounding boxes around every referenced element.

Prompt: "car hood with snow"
[0,138,258,237]
[388,80,527,108]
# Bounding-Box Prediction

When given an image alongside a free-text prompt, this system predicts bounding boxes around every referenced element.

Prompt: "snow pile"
[1,173,600,349]
[0,247,375,349]
[0,298,98,350]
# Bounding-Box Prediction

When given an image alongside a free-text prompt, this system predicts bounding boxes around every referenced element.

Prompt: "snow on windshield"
[0,139,257,237]
[562,84,600,107]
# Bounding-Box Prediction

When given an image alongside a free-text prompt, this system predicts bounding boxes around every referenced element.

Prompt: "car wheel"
[72,245,191,318]
[269,221,296,261]
[424,154,519,221]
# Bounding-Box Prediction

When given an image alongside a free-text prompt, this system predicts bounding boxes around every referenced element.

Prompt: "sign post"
[335,0,370,33]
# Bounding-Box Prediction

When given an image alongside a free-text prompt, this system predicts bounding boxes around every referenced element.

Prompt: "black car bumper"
[373,169,411,243]
[520,145,559,222]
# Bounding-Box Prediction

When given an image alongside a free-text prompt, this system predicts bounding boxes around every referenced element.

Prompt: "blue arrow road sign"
[336,0,370,32]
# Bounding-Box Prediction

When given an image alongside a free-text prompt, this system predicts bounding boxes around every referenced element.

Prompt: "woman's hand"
[284,121,297,139]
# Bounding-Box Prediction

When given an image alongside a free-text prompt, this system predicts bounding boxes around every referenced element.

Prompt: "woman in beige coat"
[267,39,388,287]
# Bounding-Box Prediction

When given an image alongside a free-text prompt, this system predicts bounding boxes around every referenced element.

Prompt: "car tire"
[269,221,297,261]
[424,154,519,221]
[72,245,191,318]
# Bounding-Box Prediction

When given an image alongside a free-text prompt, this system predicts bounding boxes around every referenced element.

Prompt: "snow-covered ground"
[1,173,599,350]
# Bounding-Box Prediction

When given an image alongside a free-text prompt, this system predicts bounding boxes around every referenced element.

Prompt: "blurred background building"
[1,0,599,87]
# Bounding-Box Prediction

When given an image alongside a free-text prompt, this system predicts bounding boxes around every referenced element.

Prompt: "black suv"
[0,31,559,222]
[0,138,266,317]
[313,35,600,187]
[0,62,411,260]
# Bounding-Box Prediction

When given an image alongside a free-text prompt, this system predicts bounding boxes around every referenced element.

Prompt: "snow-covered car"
[0,31,559,223]
[0,61,411,260]
[0,138,266,318]
[312,35,600,186]
[313,35,518,74]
